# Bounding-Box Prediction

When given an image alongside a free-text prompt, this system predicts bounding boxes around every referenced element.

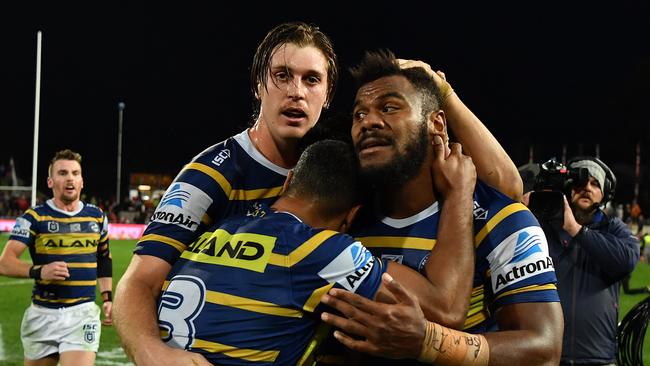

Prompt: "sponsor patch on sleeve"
[488,226,555,292]
[100,216,109,235]
[318,241,375,292]
[150,182,213,232]
[11,217,31,238]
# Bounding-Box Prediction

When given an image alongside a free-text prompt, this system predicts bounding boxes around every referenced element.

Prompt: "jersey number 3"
[158,275,207,350]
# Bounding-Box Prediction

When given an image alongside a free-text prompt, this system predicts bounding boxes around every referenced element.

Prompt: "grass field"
[0,233,649,365]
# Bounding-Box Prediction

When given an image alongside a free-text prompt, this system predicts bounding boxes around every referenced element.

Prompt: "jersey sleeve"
[97,212,111,260]
[8,210,38,246]
[472,181,559,310]
[134,142,234,264]
[291,232,386,313]
[484,210,560,310]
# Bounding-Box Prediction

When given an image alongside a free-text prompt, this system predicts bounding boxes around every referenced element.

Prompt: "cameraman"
[524,157,639,366]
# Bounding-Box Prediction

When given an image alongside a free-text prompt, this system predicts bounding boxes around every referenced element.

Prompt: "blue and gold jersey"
[135,130,289,264]
[158,205,385,365]
[352,180,559,333]
[9,199,110,308]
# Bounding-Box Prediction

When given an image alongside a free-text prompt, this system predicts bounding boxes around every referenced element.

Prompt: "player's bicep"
[379,261,429,302]
[121,254,172,298]
[383,261,467,326]
[496,302,563,332]
[0,240,29,274]
[1,239,28,259]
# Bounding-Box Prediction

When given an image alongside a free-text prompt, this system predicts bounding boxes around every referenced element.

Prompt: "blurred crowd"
[605,200,646,234]
[0,191,154,225]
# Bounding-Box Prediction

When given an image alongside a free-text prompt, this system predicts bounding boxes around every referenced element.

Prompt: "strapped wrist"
[438,80,455,101]
[29,265,42,280]
[418,321,489,365]
[101,290,113,302]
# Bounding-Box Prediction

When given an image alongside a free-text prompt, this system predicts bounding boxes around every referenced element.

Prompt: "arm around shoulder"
[443,92,523,201]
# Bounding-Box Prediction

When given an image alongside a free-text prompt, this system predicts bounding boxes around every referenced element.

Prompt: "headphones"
[567,156,617,204]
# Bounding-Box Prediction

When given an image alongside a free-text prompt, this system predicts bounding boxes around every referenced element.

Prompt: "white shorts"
[21,301,101,360]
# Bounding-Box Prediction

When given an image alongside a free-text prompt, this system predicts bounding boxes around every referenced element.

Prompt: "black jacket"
[543,210,639,364]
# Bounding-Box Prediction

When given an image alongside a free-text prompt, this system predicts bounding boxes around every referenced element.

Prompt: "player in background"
[0,149,113,366]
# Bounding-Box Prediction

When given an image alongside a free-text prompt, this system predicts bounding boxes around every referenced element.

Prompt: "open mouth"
[281,108,307,120]
[358,136,392,153]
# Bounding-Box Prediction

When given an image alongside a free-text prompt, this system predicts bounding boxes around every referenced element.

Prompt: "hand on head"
[397,59,454,99]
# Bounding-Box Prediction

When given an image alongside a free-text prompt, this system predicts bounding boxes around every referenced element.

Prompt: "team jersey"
[158,204,385,366]
[135,130,289,264]
[9,199,110,308]
[352,180,560,333]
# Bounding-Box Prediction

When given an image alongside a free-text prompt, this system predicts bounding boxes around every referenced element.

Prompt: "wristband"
[101,291,113,302]
[29,265,42,280]
[417,321,489,365]
[438,79,455,101]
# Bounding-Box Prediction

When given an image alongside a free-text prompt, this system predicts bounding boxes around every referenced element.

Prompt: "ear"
[47,176,53,189]
[255,82,262,100]
[280,170,294,195]
[339,204,362,233]
[323,88,332,110]
[427,109,447,143]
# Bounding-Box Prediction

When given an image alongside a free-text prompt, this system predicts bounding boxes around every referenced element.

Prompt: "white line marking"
[0,324,5,361]
[0,279,32,287]
[95,360,134,366]
[97,347,133,365]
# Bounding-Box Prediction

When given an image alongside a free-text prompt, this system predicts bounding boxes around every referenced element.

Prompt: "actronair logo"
[495,257,554,290]
[512,231,543,262]
[151,182,213,232]
[489,226,555,291]
[159,184,191,208]
[11,217,31,238]
[346,256,376,289]
[318,241,375,292]
[352,244,373,270]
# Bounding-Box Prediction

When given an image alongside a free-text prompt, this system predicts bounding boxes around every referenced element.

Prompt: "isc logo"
[182,229,276,272]
[211,149,231,166]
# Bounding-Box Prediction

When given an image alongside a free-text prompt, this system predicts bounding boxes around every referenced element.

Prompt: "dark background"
[2,1,650,209]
